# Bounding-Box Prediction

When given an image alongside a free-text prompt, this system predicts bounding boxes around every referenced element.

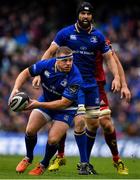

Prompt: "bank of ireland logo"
[70,35,77,40]
[90,36,98,43]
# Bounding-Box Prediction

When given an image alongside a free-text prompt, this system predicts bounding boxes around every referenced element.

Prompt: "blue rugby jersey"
[53,24,110,88]
[28,58,83,108]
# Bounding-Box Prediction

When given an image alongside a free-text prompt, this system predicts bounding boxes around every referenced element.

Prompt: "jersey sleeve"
[62,65,83,101]
[53,28,67,46]
[98,32,110,54]
[63,84,81,101]
[28,60,47,77]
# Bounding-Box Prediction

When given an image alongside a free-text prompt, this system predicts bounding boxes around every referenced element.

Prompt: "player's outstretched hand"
[120,86,131,102]
[32,76,41,89]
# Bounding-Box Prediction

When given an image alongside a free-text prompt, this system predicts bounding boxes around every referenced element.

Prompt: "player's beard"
[78,19,92,29]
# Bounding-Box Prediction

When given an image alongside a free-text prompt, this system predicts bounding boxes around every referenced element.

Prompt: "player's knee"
[48,136,59,145]
[74,115,85,132]
[26,128,36,136]
[86,119,99,132]
[100,117,114,133]
[74,120,85,132]
[48,138,57,145]
[100,114,111,125]
[86,108,100,119]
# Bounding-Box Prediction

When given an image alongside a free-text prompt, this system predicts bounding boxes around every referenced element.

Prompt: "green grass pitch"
[0,155,140,179]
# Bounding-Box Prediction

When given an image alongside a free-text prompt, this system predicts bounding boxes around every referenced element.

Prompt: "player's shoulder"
[67,65,83,85]
[39,58,56,66]
[90,27,106,43]
[70,64,82,80]
[92,27,105,38]
[72,64,80,73]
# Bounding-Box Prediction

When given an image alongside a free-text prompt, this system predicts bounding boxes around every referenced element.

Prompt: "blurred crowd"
[0,0,140,136]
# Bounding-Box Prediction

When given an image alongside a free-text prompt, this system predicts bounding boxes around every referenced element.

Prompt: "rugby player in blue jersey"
[9,46,86,175]
[32,2,121,176]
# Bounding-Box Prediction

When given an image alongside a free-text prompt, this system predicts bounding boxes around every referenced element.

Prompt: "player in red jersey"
[48,39,131,175]
[94,39,131,175]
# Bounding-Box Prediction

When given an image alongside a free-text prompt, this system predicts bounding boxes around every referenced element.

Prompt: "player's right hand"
[32,76,41,89]
[120,86,131,102]
[111,77,121,92]
[8,89,19,105]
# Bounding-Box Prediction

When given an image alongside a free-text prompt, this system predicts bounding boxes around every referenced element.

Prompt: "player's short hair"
[56,46,73,60]
[77,1,94,15]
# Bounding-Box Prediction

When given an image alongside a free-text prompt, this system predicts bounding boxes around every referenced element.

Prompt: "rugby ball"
[10,92,29,112]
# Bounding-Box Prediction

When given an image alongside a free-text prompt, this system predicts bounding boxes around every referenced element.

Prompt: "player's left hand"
[120,86,131,102]
[32,76,41,89]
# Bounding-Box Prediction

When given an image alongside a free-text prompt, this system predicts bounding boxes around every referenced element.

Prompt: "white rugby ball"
[10,92,29,112]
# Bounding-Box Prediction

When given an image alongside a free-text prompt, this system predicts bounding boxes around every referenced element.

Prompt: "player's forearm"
[104,52,120,79]
[37,99,72,110]
[113,53,128,88]
[41,44,58,60]
[13,69,31,90]
[41,50,53,60]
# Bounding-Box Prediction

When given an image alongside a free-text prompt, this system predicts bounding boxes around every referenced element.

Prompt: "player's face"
[57,54,73,72]
[78,11,92,29]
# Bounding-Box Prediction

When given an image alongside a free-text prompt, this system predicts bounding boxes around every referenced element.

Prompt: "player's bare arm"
[9,68,31,103]
[25,97,72,110]
[41,42,59,59]
[113,52,131,102]
[103,51,121,92]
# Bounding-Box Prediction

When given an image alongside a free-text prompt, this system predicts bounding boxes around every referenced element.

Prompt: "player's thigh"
[98,83,110,112]
[26,109,48,135]
[48,121,69,144]
[86,117,99,131]
[98,83,113,127]
[85,86,100,108]
[84,87,100,127]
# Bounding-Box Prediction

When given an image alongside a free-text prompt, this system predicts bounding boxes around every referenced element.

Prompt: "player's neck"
[77,22,91,32]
